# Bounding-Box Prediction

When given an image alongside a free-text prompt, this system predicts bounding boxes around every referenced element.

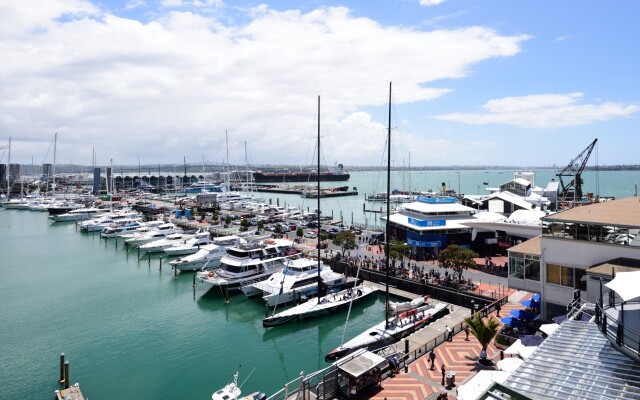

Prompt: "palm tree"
[257,220,264,233]
[464,313,500,365]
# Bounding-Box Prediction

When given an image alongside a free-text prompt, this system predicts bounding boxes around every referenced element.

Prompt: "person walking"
[429,348,436,370]
[441,364,446,386]
[464,324,470,341]
[446,325,453,341]
[496,303,501,317]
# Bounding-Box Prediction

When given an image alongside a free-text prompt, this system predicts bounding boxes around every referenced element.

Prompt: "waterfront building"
[507,197,640,320]
[387,196,504,259]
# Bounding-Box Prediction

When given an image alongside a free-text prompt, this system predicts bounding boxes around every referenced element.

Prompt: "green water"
[0,209,389,399]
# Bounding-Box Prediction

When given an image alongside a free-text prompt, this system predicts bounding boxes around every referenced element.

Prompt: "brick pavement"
[367,286,534,400]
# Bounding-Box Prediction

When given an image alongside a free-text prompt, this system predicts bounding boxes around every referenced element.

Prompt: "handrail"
[595,289,640,362]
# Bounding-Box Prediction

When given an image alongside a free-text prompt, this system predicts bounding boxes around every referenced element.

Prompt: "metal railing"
[595,288,640,363]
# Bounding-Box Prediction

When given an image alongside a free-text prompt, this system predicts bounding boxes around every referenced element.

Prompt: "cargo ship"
[252,163,349,183]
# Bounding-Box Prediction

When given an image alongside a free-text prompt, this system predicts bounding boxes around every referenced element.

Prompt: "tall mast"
[52,133,57,196]
[385,82,391,328]
[225,130,229,190]
[317,95,321,304]
[6,137,10,197]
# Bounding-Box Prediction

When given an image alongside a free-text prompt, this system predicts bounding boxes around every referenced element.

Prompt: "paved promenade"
[367,286,533,400]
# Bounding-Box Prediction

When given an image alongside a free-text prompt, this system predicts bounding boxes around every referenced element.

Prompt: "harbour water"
[1,169,639,399]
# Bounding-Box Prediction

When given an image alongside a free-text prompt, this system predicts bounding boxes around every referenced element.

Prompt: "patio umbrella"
[519,335,544,347]
[510,309,534,320]
[605,271,640,301]
[521,299,540,308]
[531,294,541,301]
[501,317,520,327]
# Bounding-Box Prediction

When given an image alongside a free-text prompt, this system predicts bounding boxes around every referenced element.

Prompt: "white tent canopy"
[539,323,560,336]
[605,271,640,301]
[456,370,510,400]
[497,357,524,373]
[503,340,537,360]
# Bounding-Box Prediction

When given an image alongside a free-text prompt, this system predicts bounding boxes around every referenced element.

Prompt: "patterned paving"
[368,286,534,400]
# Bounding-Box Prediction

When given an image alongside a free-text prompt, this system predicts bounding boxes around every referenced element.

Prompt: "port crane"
[556,138,597,206]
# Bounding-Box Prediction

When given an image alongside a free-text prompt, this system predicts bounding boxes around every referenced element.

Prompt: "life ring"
[208,272,214,277]
[357,289,363,297]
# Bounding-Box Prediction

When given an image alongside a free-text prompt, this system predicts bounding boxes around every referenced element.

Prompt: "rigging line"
[41,135,56,165]
[239,366,256,389]
[339,264,363,346]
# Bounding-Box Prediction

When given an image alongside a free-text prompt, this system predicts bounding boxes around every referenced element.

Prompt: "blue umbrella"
[510,309,534,320]
[501,317,520,326]
[552,315,567,324]
[521,299,540,308]
[531,294,541,301]
[520,335,544,346]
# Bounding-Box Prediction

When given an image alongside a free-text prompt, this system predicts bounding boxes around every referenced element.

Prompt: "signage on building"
[407,238,442,248]
[416,196,457,204]
[408,217,446,227]
[498,241,511,248]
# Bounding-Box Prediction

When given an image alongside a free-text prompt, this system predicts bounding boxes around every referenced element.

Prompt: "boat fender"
[357,289,362,297]
[208,272,214,277]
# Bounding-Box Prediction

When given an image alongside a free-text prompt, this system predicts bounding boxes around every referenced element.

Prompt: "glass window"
[547,263,574,287]
[547,263,561,285]
[525,257,540,281]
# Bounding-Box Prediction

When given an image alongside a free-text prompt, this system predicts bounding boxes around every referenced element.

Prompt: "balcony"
[595,284,640,363]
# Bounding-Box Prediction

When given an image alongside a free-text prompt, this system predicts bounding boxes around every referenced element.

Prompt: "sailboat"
[262,96,377,328]
[324,83,449,362]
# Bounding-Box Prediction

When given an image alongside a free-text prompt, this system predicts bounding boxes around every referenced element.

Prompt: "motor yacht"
[50,207,105,222]
[163,231,212,256]
[138,232,194,254]
[125,223,182,247]
[168,235,240,271]
[241,257,346,307]
[196,238,297,290]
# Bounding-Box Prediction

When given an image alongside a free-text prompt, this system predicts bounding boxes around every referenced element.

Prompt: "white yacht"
[125,223,182,247]
[324,300,449,362]
[138,232,194,254]
[163,231,212,256]
[241,257,346,307]
[100,222,143,238]
[79,210,142,232]
[196,238,297,290]
[117,219,166,240]
[50,207,105,222]
[262,284,377,328]
[168,235,240,271]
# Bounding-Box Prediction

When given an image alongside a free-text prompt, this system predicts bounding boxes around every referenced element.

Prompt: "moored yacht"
[138,232,194,254]
[100,222,143,238]
[79,209,142,232]
[169,235,242,271]
[125,223,182,247]
[196,238,297,290]
[241,256,347,307]
[50,207,105,222]
[163,231,212,256]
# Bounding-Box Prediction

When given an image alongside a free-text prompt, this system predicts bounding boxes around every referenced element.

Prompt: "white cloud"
[125,0,146,10]
[0,2,529,165]
[433,93,640,129]
[419,0,446,6]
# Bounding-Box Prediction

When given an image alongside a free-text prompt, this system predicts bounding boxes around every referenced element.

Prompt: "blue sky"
[0,0,638,168]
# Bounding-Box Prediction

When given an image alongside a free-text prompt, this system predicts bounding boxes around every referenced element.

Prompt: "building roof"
[587,257,640,276]
[484,191,534,211]
[503,320,640,399]
[543,197,640,227]
[507,236,542,256]
[399,201,475,214]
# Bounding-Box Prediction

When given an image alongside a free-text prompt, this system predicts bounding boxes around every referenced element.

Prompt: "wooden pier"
[55,384,85,400]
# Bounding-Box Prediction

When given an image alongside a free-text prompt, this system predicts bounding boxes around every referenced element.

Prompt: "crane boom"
[556,138,598,206]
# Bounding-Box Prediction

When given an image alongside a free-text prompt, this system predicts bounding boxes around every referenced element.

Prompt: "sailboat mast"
[6,137,10,197]
[385,82,392,328]
[52,132,57,196]
[317,95,321,305]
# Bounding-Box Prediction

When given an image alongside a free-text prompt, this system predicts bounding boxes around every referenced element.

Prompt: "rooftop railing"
[595,284,640,363]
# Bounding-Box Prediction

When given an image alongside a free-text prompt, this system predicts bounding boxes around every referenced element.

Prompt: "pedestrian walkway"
[368,285,535,400]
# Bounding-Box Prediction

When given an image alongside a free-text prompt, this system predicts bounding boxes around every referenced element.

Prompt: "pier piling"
[159,256,162,271]
[148,252,151,266]
[173,264,177,279]
[58,353,65,383]
[137,247,140,258]
[104,237,107,247]
[192,272,196,287]
[64,361,70,389]
[115,239,118,249]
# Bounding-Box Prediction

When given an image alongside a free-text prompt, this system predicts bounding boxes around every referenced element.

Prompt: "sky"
[0,0,639,168]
